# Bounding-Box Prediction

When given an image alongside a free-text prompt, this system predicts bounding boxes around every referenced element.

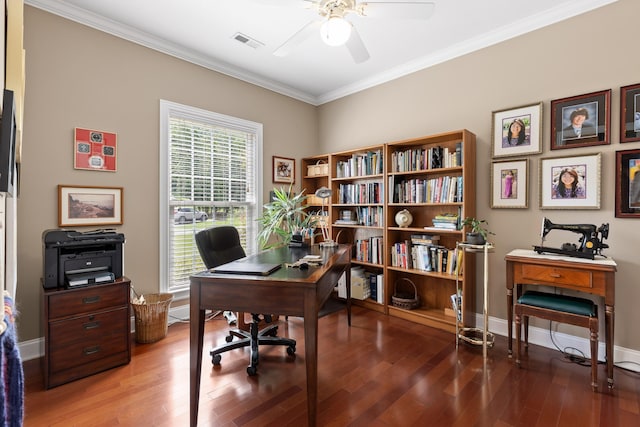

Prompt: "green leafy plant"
[257,185,316,249]
[460,217,495,241]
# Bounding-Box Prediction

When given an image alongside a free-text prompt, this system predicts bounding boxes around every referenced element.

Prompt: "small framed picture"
[539,153,601,209]
[74,128,117,171]
[272,156,295,184]
[550,90,611,150]
[58,185,123,227]
[620,83,640,143]
[491,102,542,158]
[491,159,528,208]
[615,149,640,218]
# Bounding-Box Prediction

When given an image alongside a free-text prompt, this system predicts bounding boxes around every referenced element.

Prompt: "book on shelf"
[334,219,359,225]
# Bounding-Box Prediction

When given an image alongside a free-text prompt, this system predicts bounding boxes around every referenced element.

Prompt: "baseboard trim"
[18,308,640,373]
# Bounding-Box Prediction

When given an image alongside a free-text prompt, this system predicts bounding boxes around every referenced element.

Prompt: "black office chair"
[194,226,296,376]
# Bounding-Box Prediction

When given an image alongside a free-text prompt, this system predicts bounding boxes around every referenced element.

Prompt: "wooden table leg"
[190,286,205,427]
[304,292,318,427]
[605,303,614,388]
[507,288,513,357]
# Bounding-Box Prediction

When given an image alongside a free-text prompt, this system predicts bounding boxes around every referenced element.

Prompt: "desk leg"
[304,293,319,427]
[605,304,614,388]
[190,286,205,427]
[507,288,513,357]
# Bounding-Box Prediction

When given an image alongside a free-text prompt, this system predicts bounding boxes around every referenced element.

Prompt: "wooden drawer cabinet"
[44,278,131,388]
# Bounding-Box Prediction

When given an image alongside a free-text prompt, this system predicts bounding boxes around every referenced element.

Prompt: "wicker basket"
[391,278,420,310]
[132,293,173,343]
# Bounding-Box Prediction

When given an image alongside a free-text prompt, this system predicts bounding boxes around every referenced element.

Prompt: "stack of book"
[429,212,460,230]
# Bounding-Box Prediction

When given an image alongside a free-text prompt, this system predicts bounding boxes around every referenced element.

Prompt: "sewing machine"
[533,217,609,260]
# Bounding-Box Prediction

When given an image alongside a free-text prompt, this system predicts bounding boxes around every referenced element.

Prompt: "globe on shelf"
[395,209,413,228]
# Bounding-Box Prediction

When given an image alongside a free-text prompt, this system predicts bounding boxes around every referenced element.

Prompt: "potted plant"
[460,217,494,245]
[257,185,317,249]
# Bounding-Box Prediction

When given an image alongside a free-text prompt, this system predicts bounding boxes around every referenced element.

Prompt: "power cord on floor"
[548,321,640,377]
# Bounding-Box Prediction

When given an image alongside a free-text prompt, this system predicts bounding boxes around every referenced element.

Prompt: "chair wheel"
[247,366,257,376]
[287,345,296,356]
[212,354,222,365]
[225,335,233,343]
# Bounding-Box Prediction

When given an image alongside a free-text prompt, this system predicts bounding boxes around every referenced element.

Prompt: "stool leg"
[523,315,529,349]
[515,310,522,366]
[590,318,598,391]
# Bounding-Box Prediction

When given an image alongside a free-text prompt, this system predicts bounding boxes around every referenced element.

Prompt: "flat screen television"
[0,89,18,197]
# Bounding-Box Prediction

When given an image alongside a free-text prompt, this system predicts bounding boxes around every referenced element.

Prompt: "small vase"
[395,209,413,228]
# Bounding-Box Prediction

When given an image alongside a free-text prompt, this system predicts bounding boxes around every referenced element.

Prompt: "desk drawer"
[48,283,128,319]
[521,264,593,289]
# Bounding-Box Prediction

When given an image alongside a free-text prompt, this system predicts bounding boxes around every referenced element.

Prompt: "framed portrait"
[491,159,528,208]
[273,156,295,184]
[539,153,601,209]
[74,128,117,171]
[550,89,611,150]
[58,185,123,227]
[620,83,640,143]
[491,102,542,158]
[615,149,640,218]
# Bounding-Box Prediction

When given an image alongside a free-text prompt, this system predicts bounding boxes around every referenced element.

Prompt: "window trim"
[159,100,263,300]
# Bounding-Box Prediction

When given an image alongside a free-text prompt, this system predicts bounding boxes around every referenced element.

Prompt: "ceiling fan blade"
[345,25,370,64]
[273,20,322,57]
[360,1,435,20]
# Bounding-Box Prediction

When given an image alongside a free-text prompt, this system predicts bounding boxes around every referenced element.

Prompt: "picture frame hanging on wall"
[620,83,640,143]
[615,148,640,218]
[491,102,542,158]
[539,153,601,209]
[491,159,528,209]
[550,90,611,150]
[58,185,123,227]
[74,128,117,171]
[273,156,295,184]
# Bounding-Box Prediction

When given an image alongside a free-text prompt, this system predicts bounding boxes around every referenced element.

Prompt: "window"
[160,100,263,297]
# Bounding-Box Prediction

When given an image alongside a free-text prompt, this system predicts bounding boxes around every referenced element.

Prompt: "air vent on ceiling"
[232,32,264,49]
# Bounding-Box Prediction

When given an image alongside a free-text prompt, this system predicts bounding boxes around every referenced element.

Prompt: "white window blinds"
[160,100,262,296]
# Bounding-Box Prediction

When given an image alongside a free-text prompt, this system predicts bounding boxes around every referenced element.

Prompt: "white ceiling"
[26,0,617,105]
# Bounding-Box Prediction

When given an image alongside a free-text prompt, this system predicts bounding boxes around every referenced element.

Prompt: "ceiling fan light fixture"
[320,16,352,46]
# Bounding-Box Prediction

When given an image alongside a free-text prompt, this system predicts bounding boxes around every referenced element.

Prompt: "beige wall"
[318,0,640,350]
[17,0,640,354]
[17,7,318,341]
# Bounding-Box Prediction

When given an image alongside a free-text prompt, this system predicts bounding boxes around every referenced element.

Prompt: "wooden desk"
[505,249,617,387]
[190,244,351,427]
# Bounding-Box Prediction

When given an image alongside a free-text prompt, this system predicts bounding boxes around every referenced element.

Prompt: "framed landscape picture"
[539,153,601,209]
[491,159,528,208]
[550,90,611,150]
[491,102,542,158]
[58,185,123,227]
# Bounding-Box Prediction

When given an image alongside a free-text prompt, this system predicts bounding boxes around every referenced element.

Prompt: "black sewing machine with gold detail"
[533,217,609,260]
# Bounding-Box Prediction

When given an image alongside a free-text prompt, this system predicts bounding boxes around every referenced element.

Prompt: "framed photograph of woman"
[550,90,611,150]
[491,102,542,158]
[620,83,640,143]
[539,153,601,209]
[491,159,528,208]
[615,149,640,218]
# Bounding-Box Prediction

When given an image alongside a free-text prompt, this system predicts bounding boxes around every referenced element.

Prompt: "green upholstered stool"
[515,290,599,390]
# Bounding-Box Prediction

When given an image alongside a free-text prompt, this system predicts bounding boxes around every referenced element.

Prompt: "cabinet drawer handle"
[83,321,100,330]
[84,346,101,355]
[82,295,101,304]
[549,273,561,278]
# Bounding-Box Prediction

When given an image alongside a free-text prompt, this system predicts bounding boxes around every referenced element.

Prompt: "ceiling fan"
[273,0,436,63]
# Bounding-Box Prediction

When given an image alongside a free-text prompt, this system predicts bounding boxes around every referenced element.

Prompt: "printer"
[42,229,125,289]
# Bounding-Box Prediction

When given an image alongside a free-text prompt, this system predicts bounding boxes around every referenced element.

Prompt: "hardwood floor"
[23,306,640,426]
